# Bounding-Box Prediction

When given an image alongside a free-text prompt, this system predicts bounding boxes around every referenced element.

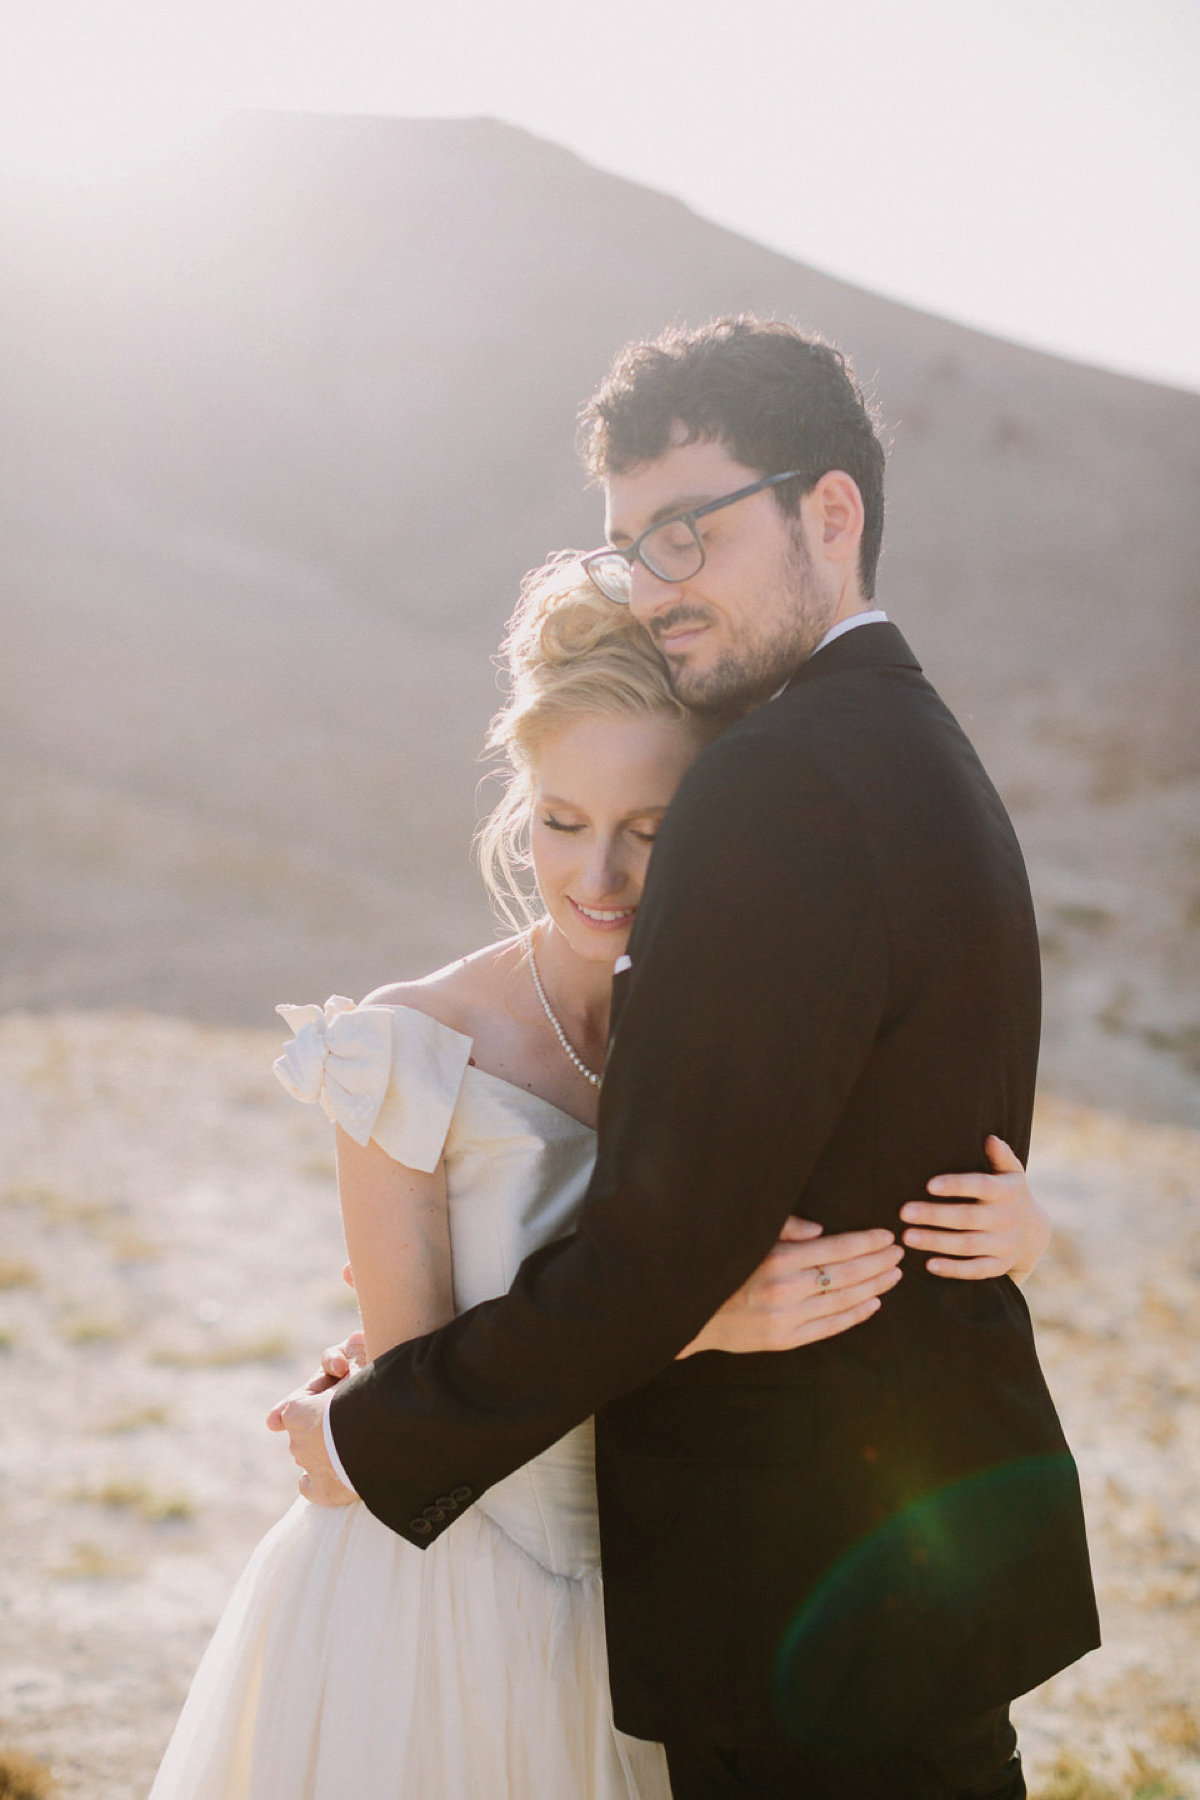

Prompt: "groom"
[284,318,1098,1796]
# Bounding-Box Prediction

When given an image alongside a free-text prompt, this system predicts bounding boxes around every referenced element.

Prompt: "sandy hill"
[1,112,1197,1121]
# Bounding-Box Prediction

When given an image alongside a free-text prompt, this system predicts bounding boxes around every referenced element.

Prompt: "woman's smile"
[567,897,639,932]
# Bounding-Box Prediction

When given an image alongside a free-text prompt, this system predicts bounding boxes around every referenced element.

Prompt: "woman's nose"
[578,837,626,900]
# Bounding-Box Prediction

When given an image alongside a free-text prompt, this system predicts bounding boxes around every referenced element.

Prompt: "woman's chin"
[549,914,634,967]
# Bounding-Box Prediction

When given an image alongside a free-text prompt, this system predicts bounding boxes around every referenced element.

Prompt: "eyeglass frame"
[581,469,813,605]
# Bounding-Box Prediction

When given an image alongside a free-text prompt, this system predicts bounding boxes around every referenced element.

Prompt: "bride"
[148,557,1049,1799]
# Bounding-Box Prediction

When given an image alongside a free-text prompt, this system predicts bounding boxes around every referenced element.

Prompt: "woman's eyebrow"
[539,797,672,816]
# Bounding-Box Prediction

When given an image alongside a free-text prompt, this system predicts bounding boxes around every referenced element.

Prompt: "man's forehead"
[602,435,760,538]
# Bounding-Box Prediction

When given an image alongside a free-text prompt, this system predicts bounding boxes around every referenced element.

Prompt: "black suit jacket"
[330,622,1099,1749]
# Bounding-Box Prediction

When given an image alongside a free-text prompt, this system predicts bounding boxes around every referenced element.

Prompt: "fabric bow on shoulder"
[274,996,394,1147]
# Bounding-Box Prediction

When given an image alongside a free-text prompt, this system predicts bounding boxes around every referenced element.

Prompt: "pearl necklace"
[526,930,603,1088]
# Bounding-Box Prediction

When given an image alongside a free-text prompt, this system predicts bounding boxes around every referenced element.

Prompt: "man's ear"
[806,471,865,574]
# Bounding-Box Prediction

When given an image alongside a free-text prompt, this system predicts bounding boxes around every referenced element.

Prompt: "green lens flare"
[772,1453,1083,1748]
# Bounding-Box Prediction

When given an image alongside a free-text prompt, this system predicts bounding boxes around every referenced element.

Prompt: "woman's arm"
[334,1126,455,1362]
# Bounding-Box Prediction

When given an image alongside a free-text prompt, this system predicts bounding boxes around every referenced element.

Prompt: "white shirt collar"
[769,609,889,702]
[811,608,889,656]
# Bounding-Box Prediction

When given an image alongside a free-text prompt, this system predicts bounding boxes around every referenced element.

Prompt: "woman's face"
[529,710,701,964]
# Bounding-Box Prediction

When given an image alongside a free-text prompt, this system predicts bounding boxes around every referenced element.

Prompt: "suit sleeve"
[329,728,889,1542]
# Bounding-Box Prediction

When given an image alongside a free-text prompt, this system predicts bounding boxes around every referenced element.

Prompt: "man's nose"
[628,558,683,624]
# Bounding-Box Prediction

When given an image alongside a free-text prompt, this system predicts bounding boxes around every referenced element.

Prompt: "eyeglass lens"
[585,555,633,603]
[587,517,705,604]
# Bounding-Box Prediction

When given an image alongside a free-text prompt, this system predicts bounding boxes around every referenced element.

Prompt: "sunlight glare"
[0,91,216,198]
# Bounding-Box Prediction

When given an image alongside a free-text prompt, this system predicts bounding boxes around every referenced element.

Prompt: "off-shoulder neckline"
[378,1000,597,1137]
[463,1061,597,1136]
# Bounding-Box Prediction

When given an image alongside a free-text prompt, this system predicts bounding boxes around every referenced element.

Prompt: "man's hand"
[266,1382,358,1507]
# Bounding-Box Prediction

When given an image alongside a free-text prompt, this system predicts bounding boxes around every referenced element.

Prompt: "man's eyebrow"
[608,494,717,545]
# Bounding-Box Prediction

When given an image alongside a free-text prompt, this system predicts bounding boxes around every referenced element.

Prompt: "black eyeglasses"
[581,470,810,605]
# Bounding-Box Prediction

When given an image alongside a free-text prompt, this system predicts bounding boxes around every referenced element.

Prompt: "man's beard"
[655,528,834,714]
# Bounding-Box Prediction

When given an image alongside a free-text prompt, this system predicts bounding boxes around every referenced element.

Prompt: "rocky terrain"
[0,1012,1198,1798]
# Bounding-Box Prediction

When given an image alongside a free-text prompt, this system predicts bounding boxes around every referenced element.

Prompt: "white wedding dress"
[149,998,670,1800]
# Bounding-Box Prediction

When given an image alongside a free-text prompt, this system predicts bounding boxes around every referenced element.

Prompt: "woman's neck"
[531,919,614,1062]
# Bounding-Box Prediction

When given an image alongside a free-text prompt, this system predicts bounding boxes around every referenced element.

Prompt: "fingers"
[777,1217,823,1241]
[903,1227,995,1259]
[920,1174,1018,1204]
[768,1226,895,1273]
[752,1244,902,1309]
[321,1330,367,1378]
[924,1255,1007,1281]
[773,1258,903,1331]
[823,1265,902,1311]
[902,1198,995,1230]
[984,1135,1023,1173]
[792,1295,884,1345]
[266,1384,308,1432]
[299,1469,358,1508]
[342,1261,356,1289]
[924,1138,1024,1200]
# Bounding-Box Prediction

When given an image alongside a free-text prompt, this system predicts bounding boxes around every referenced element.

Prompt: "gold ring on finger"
[815,1266,832,1290]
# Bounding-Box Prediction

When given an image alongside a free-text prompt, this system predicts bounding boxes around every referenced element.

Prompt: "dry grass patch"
[1030,1751,1191,1800]
[1157,1707,1200,1756]
[3,1185,111,1228]
[0,1748,58,1799]
[51,1542,137,1581]
[59,1318,124,1346]
[98,1404,170,1434]
[152,1331,290,1368]
[0,1259,37,1289]
[104,1230,161,1263]
[71,1478,193,1523]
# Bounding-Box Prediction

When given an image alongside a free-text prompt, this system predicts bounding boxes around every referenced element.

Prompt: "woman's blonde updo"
[477,553,695,927]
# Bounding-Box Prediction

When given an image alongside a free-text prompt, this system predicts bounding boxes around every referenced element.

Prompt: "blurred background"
[1,3,1199,1796]
[0,0,1198,1122]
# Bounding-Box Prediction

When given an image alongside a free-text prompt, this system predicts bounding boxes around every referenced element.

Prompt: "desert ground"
[1,1010,1198,1798]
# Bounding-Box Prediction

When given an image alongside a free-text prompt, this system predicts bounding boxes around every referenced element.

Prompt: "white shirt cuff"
[323,1398,358,1497]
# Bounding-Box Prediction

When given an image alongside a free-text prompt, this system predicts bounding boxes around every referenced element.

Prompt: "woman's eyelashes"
[541,816,659,844]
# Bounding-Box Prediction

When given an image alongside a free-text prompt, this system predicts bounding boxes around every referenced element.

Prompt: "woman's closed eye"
[542,815,659,843]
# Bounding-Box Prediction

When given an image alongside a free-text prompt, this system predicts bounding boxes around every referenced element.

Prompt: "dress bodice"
[275,997,601,1579]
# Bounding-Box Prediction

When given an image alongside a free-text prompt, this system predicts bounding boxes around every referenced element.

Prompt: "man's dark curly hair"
[579,316,886,598]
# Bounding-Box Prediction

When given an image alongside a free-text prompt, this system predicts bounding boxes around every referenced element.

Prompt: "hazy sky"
[2,0,1197,392]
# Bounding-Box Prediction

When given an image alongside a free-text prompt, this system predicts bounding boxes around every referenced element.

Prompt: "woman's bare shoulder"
[361,936,525,1039]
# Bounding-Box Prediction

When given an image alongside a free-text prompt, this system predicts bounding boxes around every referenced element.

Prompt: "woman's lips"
[567,897,637,932]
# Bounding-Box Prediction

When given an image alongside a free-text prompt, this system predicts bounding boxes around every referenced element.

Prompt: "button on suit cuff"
[323,1402,358,1497]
